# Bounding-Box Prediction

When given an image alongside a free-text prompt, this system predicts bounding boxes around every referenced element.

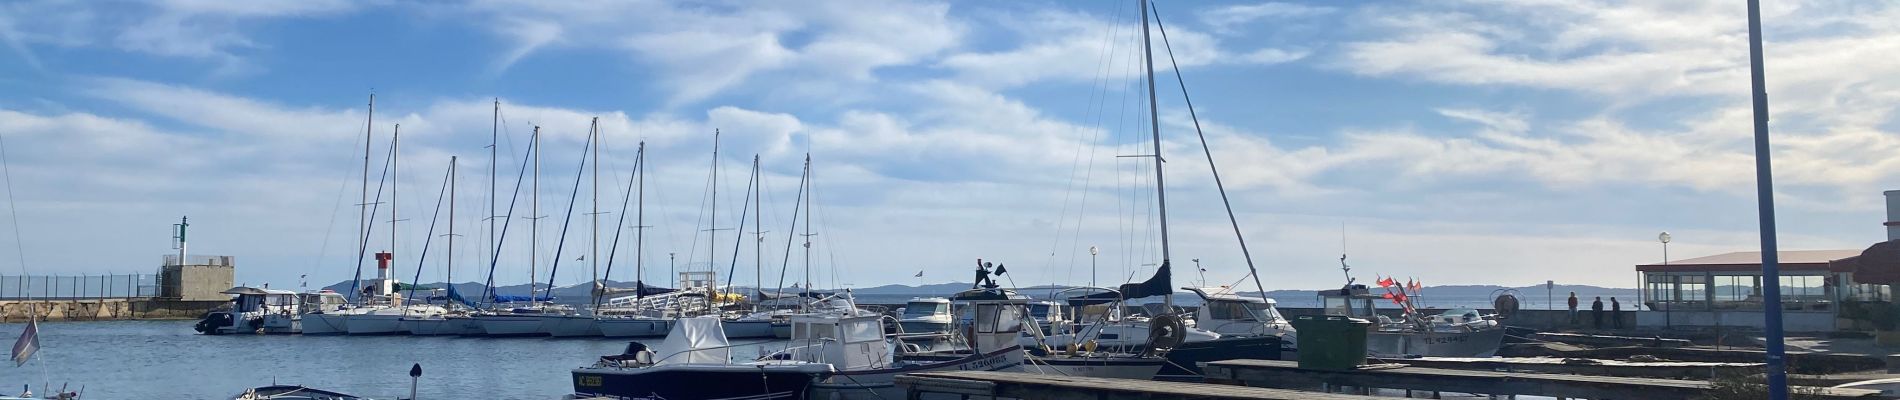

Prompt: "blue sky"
[0,0,1897,292]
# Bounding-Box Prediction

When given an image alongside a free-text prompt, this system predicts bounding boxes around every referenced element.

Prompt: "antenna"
[1339,223,1354,285]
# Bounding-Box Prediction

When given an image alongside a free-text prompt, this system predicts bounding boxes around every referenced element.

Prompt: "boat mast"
[707,129,720,316]
[1139,0,1173,311]
[752,156,762,313]
[488,99,498,303]
[529,126,541,304]
[801,154,813,313]
[354,94,374,305]
[391,123,401,304]
[635,143,646,301]
[590,118,600,311]
[447,156,456,305]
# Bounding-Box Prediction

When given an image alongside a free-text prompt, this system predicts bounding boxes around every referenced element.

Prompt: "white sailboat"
[347,125,447,335]
[474,126,556,337]
[304,94,382,336]
[593,141,680,338]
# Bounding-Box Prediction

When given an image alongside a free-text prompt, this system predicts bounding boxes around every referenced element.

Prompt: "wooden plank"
[1369,356,1762,379]
[1203,359,1883,399]
[898,370,1381,400]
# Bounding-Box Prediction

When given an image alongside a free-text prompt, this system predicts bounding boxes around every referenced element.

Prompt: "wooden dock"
[1202,359,1884,399]
[895,370,1380,400]
[1383,356,1763,379]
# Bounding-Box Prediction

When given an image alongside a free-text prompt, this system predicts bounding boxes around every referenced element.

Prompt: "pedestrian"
[1591,296,1604,329]
[1567,292,1579,325]
[1611,297,1623,329]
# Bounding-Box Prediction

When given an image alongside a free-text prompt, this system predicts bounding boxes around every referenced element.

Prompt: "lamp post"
[1660,232,1672,329]
[1089,246,1099,289]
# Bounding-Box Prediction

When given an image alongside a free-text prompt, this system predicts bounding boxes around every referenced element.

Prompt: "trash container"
[1290,315,1370,370]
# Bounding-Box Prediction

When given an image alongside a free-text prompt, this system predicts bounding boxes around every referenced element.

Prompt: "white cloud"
[1198,2,1337,35]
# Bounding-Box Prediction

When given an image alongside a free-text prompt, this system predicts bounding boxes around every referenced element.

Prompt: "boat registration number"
[576,375,603,387]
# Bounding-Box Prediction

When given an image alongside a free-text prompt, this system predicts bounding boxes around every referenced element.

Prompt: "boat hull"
[722,320,775,339]
[544,315,603,337]
[345,314,407,335]
[771,322,792,339]
[1367,328,1507,358]
[476,315,550,337]
[571,363,831,400]
[300,313,349,335]
[1022,355,1165,380]
[401,317,459,336]
[1153,335,1283,381]
[598,318,673,338]
[812,346,1025,399]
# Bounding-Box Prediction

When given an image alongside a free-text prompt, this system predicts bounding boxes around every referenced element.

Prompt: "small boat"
[196,286,305,335]
[1319,284,1507,358]
[571,317,832,399]
[896,297,953,334]
[231,385,364,400]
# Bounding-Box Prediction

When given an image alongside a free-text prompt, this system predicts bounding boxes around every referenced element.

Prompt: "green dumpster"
[1290,315,1370,370]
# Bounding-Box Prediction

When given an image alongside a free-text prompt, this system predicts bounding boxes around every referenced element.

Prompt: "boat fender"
[1147,313,1187,352]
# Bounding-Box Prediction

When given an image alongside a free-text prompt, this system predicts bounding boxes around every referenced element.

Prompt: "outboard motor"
[194,312,234,334]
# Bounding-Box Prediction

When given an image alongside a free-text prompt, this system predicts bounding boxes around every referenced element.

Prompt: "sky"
[0,0,1897,292]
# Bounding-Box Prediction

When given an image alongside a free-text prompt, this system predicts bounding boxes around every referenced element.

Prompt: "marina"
[0,0,1894,398]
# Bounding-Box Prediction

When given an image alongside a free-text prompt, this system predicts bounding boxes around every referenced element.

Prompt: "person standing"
[1591,296,1605,329]
[1611,297,1623,329]
[1567,292,1579,325]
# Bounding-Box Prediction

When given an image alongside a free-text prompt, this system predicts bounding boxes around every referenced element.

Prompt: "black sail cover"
[1119,260,1171,299]
[1070,260,1172,306]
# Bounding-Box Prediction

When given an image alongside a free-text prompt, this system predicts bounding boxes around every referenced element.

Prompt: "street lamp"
[1658,232,1672,328]
[1658,232,1672,264]
[1089,246,1099,289]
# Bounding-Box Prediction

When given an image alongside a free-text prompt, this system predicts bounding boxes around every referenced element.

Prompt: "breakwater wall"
[0,299,224,322]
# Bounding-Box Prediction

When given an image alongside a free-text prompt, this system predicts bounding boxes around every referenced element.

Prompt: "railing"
[163,255,233,267]
[0,274,160,300]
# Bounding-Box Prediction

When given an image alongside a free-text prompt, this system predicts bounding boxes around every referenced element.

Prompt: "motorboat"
[570,317,832,399]
[297,291,359,336]
[196,286,304,335]
[895,297,952,334]
[1319,284,1507,358]
[232,385,363,400]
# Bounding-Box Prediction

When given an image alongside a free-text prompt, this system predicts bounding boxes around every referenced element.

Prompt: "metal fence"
[0,274,159,300]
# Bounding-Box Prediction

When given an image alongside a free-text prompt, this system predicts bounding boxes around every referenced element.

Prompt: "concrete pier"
[0,298,223,322]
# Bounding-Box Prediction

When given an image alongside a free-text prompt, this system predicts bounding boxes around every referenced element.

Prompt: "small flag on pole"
[11,319,38,367]
[913,271,923,278]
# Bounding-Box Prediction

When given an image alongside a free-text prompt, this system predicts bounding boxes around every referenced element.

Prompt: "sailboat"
[594,142,681,337]
[346,124,448,335]
[401,157,478,335]
[473,126,564,337]
[485,118,604,338]
[304,94,386,336]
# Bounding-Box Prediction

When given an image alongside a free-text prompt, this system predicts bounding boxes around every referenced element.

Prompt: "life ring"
[1146,313,1187,354]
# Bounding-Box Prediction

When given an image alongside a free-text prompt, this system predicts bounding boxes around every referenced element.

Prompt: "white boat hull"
[345,314,407,335]
[301,313,350,335]
[1367,328,1507,358]
[402,317,458,336]
[598,318,673,337]
[543,316,603,337]
[771,322,792,339]
[477,315,550,337]
[722,320,775,339]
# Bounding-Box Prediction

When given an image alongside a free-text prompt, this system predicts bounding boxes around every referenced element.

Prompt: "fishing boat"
[231,385,363,400]
[1318,284,1507,358]
[570,317,832,399]
[196,286,304,335]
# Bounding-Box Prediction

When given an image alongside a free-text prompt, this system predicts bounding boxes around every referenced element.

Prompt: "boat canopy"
[654,317,731,365]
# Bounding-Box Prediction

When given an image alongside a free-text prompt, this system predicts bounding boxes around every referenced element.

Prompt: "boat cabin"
[785,315,891,371]
[1317,285,1388,320]
[300,290,349,313]
[223,286,301,315]
[1184,287,1286,336]
[900,297,951,321]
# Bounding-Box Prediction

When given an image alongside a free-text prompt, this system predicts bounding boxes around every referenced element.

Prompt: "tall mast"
[355,94,375,305]
[489,99,498,303]
[529,126,541,303]
[707,129,720,315]
[752,156,762,313]
[801,154,813,312]
[391,123,401,300]
[1139,0,1173,311]
[447,156,456,300]
[589,118,601,310]
[635,143,646,300]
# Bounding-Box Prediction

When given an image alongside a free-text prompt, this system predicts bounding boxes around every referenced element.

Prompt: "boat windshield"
[1245,301,1283,322]
[1027,303,1056,319]
[902,302,948,319]
[1209,300,1281,322]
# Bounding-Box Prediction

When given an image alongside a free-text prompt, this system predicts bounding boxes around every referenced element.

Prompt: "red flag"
[1408,278,1420,293]
[1383,292,1394,299]
[1377,276,1395,288]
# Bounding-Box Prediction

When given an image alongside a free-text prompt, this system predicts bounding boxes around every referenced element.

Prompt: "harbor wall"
[0,298,222,322]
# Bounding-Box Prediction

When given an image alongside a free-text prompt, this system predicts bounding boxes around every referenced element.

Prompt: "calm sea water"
[0,320,782,399]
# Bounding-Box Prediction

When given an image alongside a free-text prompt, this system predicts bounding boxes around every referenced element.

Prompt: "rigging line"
[405,160,453,312]
[310,141,357,286]
[599,143,643,310]
[1152,3,1269,297]
[0,108,29,286]
[543,130,593,296]
[1045,0,1131,278]
[721,158,758,294]
[1063,0,1134,287]
[480,131,537,305]
[349,137,397,303]
[772,158,809,303]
